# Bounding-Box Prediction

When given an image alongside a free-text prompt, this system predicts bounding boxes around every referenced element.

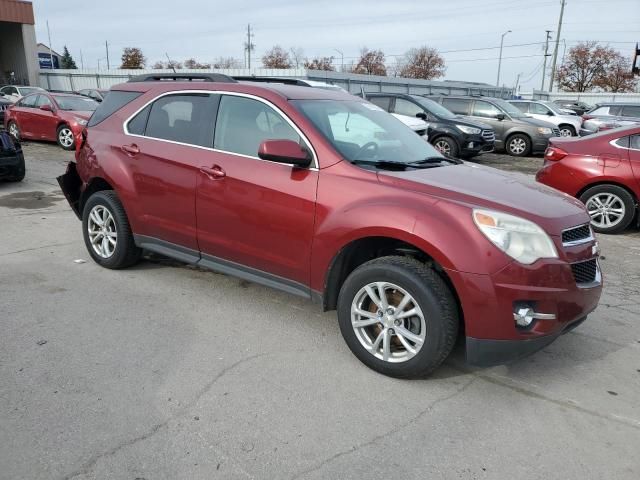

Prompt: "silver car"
[509,100,583,137]
[581,103,640,135]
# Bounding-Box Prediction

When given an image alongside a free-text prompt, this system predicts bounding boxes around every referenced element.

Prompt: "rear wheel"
[337,256,459,378]
[56,124,75,150]
[432,136,459,158]
[506,134,531,157]
[559,125,576,137]
[82,191,141,268]
[580,185,636,234]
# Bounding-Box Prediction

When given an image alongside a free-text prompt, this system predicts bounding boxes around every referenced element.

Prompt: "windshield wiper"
[409,156,462,165]
[351,158,453,170]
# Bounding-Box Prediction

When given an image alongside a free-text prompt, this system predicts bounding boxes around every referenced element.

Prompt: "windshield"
[492,98,526,118]
[18,87,42,96]
[292,99,444,165]
[413,97,456,119]
[53,95,98,111]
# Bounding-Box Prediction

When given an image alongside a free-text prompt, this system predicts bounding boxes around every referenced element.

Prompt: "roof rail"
[233,76,309,86]
[127,73,237,83]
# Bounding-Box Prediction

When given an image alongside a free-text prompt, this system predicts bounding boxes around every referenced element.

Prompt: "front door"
[471,100,506,144]
[196,94,318,288]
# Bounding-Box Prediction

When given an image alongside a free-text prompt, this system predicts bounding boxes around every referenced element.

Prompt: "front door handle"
[200,165,226,179]
[121,144,140,156]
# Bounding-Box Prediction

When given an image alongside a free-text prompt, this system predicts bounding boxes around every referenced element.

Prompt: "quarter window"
[442,98,470,115]
[144,93,217,147]
[621,105,640,118]
[630,135,640,150]
[127,104,151,135]
[393,98,423,118]
[214,95,301,158]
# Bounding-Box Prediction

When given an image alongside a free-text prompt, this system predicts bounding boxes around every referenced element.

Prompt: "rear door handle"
[200,165,226,179]
[121,144,140,156]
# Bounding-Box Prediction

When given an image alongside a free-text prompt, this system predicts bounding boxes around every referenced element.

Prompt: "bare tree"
[151,61,165,69]
[595,55,637,92]
[166,60,182,70]
[351,48,386,76]
[304,56,335,71]
[183,58,199,69]
[262,46,292,69]
[399,47,446,80]
[120,47,146,69]
[289,47,305,68]
[212,57,241,69]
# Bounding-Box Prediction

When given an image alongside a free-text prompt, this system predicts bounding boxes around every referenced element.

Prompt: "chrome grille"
[552,127,561,136]
[571,259,598,284]
[481,129,495,141]
[562,224,593,246]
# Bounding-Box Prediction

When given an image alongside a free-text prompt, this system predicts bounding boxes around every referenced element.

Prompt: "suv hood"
[377,163,588,235]
[515,116,557,128]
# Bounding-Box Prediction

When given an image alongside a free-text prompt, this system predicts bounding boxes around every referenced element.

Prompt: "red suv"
[57,74,602,377]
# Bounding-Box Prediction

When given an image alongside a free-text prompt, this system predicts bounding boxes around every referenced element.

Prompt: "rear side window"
[442,98,470,115]
[214,95,301,157]
[368,96,391,112]
[512,102,529,113]
[144,93,218,147]
[622,105,640,118]
[589,106,609,116]
[608,105,622,115]
[88,90,142,127]
[394,98,423,117]
[472,101,501,118]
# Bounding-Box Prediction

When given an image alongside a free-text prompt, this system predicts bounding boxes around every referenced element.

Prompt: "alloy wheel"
[350,282,426,363]
[87,205,118,258]
[509,138,526,155]
[58,127,74,148]
[559,127,573,137]
[8,122,19,140]
[434,140,451,156]
[585,193,625,229]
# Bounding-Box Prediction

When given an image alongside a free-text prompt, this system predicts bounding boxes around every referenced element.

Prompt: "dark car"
[0,130,25,182]
[537,126,640,234]
[57,73,601,378]
[431,95,560,157]
[4,92,98,150]
[77,88,110,102]
[552,99,593,116]
[365,93,495,159]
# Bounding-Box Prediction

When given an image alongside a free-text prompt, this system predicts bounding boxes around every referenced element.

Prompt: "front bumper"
[532,134,554,154]
[445,248,602,366]
[459,133,495,155]
[0,151,25,178]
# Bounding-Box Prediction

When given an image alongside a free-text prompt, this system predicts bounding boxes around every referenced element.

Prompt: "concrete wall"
[0,20,38,85]
[520,90,640,105]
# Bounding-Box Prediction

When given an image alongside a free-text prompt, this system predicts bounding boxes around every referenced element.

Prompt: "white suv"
[0,85,45,103]
[509,100,582,137]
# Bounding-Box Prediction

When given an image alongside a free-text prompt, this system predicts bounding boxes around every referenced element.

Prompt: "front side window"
[144,94,217,147]
[19,94,38,108]
[442,98,470,115]
[393,98,423,118]
[214,95,301,157]
[512,102,529,113]
[530,103,551,115]
[472,101,502,119]
[590,106,610,116]
[34,95,53,108]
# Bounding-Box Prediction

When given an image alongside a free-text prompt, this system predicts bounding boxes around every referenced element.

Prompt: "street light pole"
[496,30,512,87]
[334,48,344,72]
[549,0,566,92]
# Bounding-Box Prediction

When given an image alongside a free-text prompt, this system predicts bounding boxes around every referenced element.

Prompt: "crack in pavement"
[60,352,269,480]
[289,377,477,480]
[0,242,76,257]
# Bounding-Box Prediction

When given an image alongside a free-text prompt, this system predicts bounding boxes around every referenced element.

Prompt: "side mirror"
[496,113,506,121]
[39,104,52,112]
[415,112,427,121]
[547,111,554,116]
[258,139,311,167]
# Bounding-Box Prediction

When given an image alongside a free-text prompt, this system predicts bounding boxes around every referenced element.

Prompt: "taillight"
[544,146,568,161]
[582,114,593,121]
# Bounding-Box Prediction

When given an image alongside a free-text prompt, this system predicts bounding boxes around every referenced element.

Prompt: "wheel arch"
[577,180,639,205]
[80,177,116,215]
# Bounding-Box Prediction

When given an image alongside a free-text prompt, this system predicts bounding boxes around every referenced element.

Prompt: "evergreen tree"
[60,46,77,69]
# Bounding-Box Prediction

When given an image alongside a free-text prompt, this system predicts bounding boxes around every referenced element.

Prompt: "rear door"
[195,93,318,287]
[121,92,219,251]
[14,94,38,138]
[629,134,640,188]
[32,94,58,140]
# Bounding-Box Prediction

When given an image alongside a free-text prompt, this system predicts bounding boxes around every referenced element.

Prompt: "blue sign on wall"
[38,53,59,69]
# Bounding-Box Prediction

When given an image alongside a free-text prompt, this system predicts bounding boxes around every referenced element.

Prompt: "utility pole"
[105,41,110,70]
[334,48,344,72]
[496,30,512,87]
[514,72,522,94]
[80,49,84,69]
[244,24,255,69]
[46,20,54,69]
[548,0,566,92]
[541,30,552,91]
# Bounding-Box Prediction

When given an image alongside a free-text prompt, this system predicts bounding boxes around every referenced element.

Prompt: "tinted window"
[413,97,456,119]
[54,96,98,112]
[630,135,640,150]
[530,102,551,115]
[145,94,217,147]
[472,101,501,118]
[214,95,301,157]
[127,104,151,135]
[20,94,38,108]
[394,98,424,118]
[621,105,640,118]
[34,94,52,108]
[442,98,470,115]
[511,102,529,113]
[368,96,391,112]
[88,90,143,127]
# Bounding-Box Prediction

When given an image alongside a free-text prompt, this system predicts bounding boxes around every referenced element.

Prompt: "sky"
[31,0,639,91]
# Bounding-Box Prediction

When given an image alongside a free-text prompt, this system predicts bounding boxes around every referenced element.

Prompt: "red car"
[57,74,602,377]
[537,126,640,234]
[4,92,98,150]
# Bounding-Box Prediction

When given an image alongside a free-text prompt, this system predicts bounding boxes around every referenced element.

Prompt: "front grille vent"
[571,259,598,284]
[562,224,592,245]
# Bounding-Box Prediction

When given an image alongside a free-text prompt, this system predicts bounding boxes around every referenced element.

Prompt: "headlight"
[473,209,558,265]
[456,125,481,135]
[74,117,88,126]
[537,127,552,135]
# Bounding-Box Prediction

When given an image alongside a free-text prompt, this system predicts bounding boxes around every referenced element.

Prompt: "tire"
[7,121,20,142]
[505,133,531,157]
[82,191,141,269]
[432,136,459,158]
[8,154,25,182]
[579,184,636,234]
[558,125,576,137]
[337,256,459,378]
[56,124,75,151]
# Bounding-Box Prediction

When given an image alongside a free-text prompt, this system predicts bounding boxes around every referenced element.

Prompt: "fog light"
[513,307,557,327]
[468,142,475,148]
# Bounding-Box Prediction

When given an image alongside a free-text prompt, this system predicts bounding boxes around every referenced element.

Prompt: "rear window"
[88,90,142,127]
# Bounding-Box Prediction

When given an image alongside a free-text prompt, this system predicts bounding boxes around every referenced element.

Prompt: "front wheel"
[57,124,75,150]
[559,125,576,137]
[8,121,20,141]
[432,136,459,158]
[580,185,636,234]
[337,256,459,378]
[506,134,531,157]
[82,191,141,268]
